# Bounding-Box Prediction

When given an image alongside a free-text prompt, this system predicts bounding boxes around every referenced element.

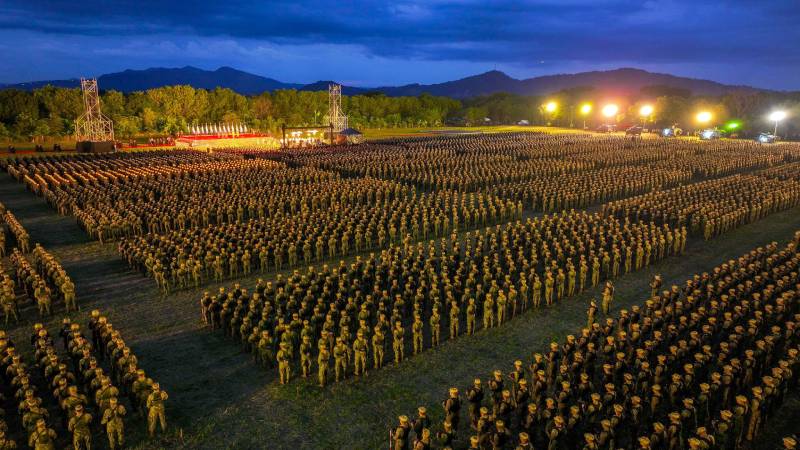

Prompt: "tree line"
[0,84,798,141]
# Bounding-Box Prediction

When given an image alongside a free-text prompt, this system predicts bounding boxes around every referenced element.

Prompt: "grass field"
[1,170,799,449]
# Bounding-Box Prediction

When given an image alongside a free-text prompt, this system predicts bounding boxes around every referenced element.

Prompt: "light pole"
[639,104,653,128]
[602,104,618,131]
[544,101,557,126]
[580,103,592,129]
[769,111,786,136]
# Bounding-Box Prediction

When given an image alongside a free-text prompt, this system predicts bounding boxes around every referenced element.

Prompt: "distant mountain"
[376,68,764,98]
[0,66,302,95]
[298,81,370,96]
[0,66,767,98]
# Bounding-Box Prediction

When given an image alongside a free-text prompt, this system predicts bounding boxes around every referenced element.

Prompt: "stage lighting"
[696,111,712,124]
[769,110,787,135]
[769,111,787,122]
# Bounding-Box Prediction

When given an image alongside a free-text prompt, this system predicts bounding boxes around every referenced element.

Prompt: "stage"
[173,132,279,149]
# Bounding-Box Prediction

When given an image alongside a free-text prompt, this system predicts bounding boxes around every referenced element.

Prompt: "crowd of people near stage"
[389,234,800,450]
[290,134,800,185]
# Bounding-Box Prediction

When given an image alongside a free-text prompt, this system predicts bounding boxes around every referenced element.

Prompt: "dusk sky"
[2,0,799,89]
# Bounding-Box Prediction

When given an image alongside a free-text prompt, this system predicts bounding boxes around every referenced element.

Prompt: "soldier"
[317,345,330,388]
[62,277,77,312]
[300,335,313,378]
[354,330,368,376]
[393,321,405,364]
[68,404,92,450]
[650,275,662,298]
[583,433,598,450]
[548,415,565,450]
[466,298,477,335]
[746,387,763,442]
[435,420,455,448]
[732,395,749,449]
[467,378,484,429]
[493,419,512,450]
[394,415,412,450]
[587,300,597,329]
[489,370,505,414]
[516,432,534,450]
[28,419,56,450]
[444,387,462,431]
[412,313,424,355]
[277,342,292,384]
[102,397,126,450]
[1,293,17,325]
[412,407,431,441]
[601,281,614,315]
[412,428,431,450]
[146,382,168,437]
[333,337,348,382]
[450,300,460,339]
[373,326,386,369]
[533,276,542,308]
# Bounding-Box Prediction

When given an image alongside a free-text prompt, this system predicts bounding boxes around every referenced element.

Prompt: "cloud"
[1,0,799,89]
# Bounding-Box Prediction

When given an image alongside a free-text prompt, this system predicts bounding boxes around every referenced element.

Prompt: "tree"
[115,116,141,139]
[0,122,9,143]
[464,107,487,126]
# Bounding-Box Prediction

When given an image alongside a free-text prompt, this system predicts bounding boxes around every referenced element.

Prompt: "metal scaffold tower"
[75,78,114,142]
[328,84,348,132]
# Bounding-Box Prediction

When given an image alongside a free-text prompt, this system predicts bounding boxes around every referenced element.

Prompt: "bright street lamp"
[769,111,787,136]
[543,101,557,126]
[639,104,654,127]
[602,104,619,119]
[579,103,592,128]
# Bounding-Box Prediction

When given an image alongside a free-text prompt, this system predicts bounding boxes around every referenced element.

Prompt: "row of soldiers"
[120,188,521,292]
[391,235,800,449]
[201,210,683,386]
[0,310,169,449]
[55,162,381,234]
[488,165,692,213]
[7,245,76,320]
[0,211,30,255]
[602,174,800,241]
[290,133,800,191]
[86,310,168,438]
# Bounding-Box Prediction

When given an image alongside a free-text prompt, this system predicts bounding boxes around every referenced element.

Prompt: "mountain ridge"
[0,66,770,98]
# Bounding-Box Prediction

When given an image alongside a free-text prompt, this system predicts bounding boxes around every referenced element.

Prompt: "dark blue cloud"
[1,0,799,89]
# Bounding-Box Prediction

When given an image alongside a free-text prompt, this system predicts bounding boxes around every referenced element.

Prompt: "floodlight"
[580,104,592,115]
[545,102,557,113]
[696,111,712,124]
[602,104,618,118]
[769,111,787,122]
[639,105,654,117]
